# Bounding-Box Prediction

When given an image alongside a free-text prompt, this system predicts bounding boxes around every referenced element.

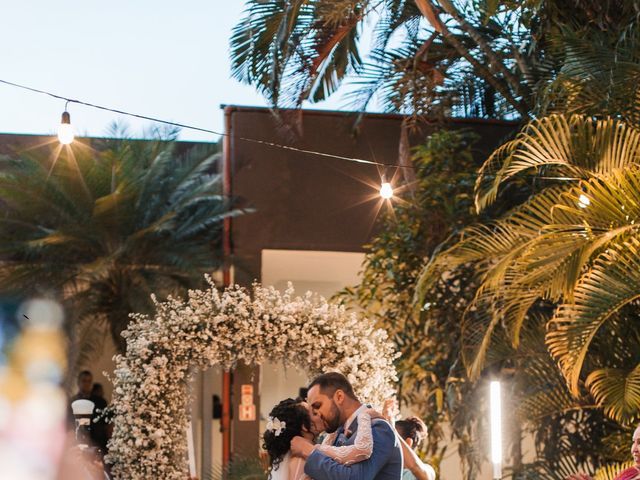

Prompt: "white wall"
[259,363,309,433]
[190,365,224,478]
[261,249,366,299]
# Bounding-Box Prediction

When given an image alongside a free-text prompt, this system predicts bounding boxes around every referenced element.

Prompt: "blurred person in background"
[71,371,101,404]
[91,383,106,401]
[69,371,110,454]
[383,399,436,480]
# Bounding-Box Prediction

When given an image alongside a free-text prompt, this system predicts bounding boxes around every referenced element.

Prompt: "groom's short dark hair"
[308,372,357,400]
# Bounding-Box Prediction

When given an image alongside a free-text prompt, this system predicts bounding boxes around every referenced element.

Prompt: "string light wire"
[0,78,581,182]
[0,78,411,170]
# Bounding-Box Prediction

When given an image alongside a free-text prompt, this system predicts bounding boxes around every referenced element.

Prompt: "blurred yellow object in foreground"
[0,298,68,480]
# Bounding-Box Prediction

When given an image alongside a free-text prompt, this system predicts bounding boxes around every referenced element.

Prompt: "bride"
[262,398,376,480]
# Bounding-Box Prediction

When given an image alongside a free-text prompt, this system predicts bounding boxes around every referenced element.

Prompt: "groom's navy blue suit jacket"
[304,417,403,480]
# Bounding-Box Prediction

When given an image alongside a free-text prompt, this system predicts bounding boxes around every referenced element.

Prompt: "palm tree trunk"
[413,0,530,118]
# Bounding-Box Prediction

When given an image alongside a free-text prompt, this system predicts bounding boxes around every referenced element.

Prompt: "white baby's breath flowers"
[106,277,398,480]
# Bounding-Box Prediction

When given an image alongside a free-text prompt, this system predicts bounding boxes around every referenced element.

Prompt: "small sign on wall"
[239,384,256,421]
[241,385,253,396]
[239,404,256,421]
[241,384,254,406]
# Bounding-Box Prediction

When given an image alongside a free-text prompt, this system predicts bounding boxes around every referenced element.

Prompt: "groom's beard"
[323,401,342,434]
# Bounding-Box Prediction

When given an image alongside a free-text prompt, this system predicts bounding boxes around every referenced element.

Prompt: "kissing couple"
[262,372,402,480]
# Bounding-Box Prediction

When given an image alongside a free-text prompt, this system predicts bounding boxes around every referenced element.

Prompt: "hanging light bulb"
[578,193,590,208]
[380,182,393,199]
[379,176,393,199]
[57,110,74,145]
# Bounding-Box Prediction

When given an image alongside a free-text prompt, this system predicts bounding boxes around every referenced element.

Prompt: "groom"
[291,372,402,480]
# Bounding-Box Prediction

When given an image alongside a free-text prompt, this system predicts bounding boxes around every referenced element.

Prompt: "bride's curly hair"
[262,398,311,474]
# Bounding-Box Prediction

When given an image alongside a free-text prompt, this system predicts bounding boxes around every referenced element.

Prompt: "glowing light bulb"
[57,111,74,145]
[490,381,502,479]
[380,182,393,199]
[578,193,590,208]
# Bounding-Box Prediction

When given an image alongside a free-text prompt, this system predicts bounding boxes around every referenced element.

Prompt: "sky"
[0,1,365,142]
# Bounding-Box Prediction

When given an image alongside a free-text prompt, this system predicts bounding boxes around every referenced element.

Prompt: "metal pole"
[221,106,234,469]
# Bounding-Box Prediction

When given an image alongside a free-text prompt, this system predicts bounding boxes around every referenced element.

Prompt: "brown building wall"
[225,106,518,286]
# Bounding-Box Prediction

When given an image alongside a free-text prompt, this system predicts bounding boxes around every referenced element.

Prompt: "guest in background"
[383,399,436,480]
[91,383,105,401]
[71,371,97,403]
[90,381,111,455]
[69,371,109,454]
[395,417,435,480]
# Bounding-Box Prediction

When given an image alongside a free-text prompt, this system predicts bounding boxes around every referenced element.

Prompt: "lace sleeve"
[316,412,374,465]
[322,432,338,446]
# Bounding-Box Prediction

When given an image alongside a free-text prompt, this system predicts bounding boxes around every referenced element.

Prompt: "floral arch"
[106,278,398,480]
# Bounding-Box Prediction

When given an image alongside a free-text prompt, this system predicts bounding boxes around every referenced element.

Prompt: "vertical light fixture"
[490,380,502,479]
[57,102,74,145]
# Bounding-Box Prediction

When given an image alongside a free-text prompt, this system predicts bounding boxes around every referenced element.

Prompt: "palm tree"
[230,0,640,123]
[230,0,533,118]
[416,115,640,426]
[0,135,241,361]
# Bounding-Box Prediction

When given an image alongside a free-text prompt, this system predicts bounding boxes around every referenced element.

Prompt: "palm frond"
[475,115,640,211]
[206,455,266,480]
[517,456,593,480]
[230,0,367,107]
[539,29,640,126]
[593,462,637,480]
[585,365,640,425]
[547,236,640,395]
[420,162,640,381]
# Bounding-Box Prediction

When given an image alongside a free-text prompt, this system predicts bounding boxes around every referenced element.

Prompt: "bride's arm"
[316,411,375,465]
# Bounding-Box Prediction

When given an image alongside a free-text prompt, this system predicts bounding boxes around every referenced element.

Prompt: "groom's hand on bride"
[290,436,315,459]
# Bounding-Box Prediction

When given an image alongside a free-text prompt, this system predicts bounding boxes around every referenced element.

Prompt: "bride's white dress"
[269,452,295,480]
[269,411,375,480]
